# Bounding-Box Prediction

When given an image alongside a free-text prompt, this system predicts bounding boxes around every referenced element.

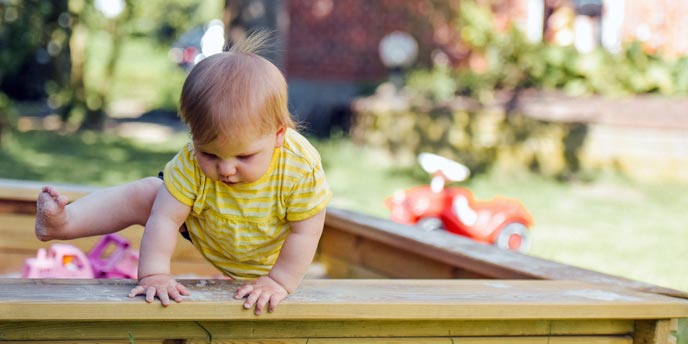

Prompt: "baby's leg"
[35,177,162,241]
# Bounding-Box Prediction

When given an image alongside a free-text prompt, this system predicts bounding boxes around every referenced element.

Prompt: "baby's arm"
[128,186,191,306]
[235,208,326,315]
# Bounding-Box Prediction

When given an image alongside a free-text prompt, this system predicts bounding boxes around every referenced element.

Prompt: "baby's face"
[193,128,285,185]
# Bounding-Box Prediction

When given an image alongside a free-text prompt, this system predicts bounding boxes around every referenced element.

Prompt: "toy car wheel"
[416,217,444,231]
[494,222,531,252]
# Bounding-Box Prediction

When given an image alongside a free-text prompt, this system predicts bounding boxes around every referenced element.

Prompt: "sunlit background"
[1,0,687,340]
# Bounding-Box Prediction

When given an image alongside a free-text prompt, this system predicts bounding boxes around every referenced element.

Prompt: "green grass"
[1,128,687,342]
[0,128,188,186]
[2,129,687,292]
[318,138,688,292]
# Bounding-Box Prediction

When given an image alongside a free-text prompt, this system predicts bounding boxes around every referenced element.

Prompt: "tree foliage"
[0,1,70,101]
[406,1,688,102]
[0,0,222,131]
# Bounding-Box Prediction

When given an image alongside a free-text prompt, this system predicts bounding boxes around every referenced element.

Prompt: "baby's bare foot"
[35,186,70,241]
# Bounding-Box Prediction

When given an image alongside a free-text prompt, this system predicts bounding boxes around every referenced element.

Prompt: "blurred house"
[223,0,687,136]
[284,1,447,136]
[539,0,688,56]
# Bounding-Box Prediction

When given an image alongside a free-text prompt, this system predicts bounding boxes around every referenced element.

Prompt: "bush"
[406,2,688,101]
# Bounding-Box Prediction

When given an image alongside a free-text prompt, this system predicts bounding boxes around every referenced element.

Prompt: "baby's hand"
[128,274,190,306]
[234,276,288,315]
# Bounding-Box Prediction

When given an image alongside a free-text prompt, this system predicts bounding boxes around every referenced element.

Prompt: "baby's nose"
[218,160,237,176]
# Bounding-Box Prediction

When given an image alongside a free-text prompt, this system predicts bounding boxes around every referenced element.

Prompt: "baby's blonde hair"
[179,31,294,145]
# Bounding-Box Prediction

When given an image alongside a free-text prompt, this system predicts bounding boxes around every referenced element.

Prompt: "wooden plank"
[0,341,169,344]
[324,208,688,299]
[308,339,452,344]
[199,319,634,338]
[318,254,394,279]
[319,229,459,278]
[0,250,219,277]
[0,201,35,215]
[0,216,209,260]
[0,215,146,252]
[309,338,631,344]
[189,340,305,344]
[0,178,96,203]
[0,338,635,344]
[0,321,209,341]
[1,279,687,321]
[0,214,220,277]
[634,320,673,344]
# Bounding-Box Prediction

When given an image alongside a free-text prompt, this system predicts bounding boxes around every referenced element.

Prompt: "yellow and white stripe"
[163,129,331,279]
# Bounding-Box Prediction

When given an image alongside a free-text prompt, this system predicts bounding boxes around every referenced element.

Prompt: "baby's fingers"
[176,283,191,296]
[254,292,272,315]
[146,286,160,303]
[268,293,285,313]
[167,285,185,303]
[150,287,173,306]
[128,285,145,298]
[244,289,262,310]
[234,284,253,299]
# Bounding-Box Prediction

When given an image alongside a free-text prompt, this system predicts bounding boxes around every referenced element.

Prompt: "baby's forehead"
[197,129,269,148]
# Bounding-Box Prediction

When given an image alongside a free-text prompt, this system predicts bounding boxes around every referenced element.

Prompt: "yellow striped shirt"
[163,129,332,279]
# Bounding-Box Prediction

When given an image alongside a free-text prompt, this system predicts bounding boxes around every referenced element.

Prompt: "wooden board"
[0,279,684,344]
[1,178,687,300]
[0,214,219,276]
[0,178,96,203]
[1,279,687,321]
[323,208,688,299]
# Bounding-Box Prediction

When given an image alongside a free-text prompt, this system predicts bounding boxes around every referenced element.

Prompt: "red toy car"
[385,153,533,252]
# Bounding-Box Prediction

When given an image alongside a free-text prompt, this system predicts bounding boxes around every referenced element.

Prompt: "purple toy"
[87,234,139,279]
[22,233,139,279]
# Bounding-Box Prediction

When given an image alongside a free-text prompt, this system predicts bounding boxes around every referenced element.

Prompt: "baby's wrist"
[267,272,294,294]
[138,271,171,280]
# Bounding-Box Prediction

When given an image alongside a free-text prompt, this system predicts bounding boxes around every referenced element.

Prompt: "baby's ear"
[274,127,286,148]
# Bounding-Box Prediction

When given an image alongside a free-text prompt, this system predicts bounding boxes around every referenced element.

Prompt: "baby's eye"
[202,152,218,159]
[238,154,254,160]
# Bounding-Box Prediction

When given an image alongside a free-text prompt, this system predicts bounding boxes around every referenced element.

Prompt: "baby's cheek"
[197,162,215,179]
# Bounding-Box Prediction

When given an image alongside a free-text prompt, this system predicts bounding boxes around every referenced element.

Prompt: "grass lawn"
[317,137,688,343]
[3,127,686,291]
[1,127,687,342]
[317,138,688,291]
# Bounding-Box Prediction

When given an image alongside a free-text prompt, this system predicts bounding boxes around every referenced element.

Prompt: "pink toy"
[87,234,139,279]
[23,234,139,279]
[22,243,94,278]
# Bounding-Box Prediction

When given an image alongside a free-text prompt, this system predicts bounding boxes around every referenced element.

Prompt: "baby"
[35,32,332,315]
